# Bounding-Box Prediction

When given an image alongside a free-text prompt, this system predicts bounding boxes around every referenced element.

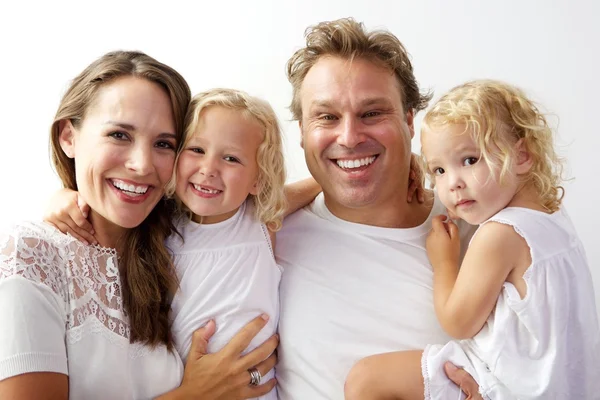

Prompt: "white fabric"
[0,221,183,400]
[168,200,280,400]
[275,193,476,400]
[423,206,600,399]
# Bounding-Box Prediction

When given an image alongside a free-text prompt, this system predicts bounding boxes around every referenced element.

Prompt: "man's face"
[299,56,414,214]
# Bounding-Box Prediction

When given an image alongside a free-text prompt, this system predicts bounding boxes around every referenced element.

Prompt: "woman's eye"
[109,131,128,140]
[433,167,445,176]
[463,157,478,166]
[156,141,175,150]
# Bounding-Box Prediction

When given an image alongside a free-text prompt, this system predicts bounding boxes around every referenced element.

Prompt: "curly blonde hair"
[422,79,565,212]
[286,17,432,120]
[169,88,287,230]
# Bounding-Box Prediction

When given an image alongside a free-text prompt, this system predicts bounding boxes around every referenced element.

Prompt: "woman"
[0,51,277,399]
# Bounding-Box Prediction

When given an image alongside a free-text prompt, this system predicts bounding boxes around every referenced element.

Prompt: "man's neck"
[323,190,435,229]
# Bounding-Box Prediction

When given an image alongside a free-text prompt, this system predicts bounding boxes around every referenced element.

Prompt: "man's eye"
[363,111,380,118]
[321,115,337,121]
[463,157,478,166]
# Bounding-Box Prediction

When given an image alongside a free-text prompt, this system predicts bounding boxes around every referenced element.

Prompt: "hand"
[407,153,425,204]
[426,215,460,269]
[44,189,97,245]
[176,315,278,400]
[444,362,483,400]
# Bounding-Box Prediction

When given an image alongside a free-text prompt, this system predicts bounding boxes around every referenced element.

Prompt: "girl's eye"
[463,157,478,166]
[433,167,445,176]
[189,147,205,154]
[109,131,128,140]
[224,156,240,163]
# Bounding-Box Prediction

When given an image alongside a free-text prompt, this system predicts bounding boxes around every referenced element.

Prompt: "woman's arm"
[156,315,278,400]
[283,177,321,218]
[0,373,68,400]
[426,217,523,339]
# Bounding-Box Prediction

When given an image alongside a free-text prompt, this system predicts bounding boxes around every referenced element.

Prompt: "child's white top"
[168,200,280,399]
[423,206,600,399]
[0,222,184,399]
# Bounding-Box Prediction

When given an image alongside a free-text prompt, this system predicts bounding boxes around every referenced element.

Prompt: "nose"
[200,155,218,178]
[336,117,366,149]
[448,169,466,191]
[125,145,153,176]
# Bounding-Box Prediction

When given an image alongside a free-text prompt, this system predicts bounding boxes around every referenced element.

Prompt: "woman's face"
[59,76,177,232]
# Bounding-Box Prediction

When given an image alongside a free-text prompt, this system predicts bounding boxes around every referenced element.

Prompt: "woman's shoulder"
[0,221,77,298]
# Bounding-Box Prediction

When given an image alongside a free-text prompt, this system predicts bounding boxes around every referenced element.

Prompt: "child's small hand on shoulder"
[426,215,461,269]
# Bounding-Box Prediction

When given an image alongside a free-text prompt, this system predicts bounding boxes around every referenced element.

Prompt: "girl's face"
[59,76,177,236]
[421,124,520,225]
[175,106,263,224]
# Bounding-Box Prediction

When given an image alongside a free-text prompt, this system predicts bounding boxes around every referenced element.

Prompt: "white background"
[0,0,598,317]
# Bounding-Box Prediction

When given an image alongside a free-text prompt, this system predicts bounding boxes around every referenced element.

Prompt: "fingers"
[430,215,449,232]
[444,362,483,400]
[255,352,277,378]
[188,320,217,361]
[447,219,460,240]
[51,220,94,246]
[242,378,277,399]
[239,333,279,370]
[224,314,270,358]
[407,170,418,203]
[76,194,90,219]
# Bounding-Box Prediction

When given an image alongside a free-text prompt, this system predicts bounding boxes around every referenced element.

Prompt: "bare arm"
[283,177,321,218]
[0,372,68,400]
[427,218,523,339]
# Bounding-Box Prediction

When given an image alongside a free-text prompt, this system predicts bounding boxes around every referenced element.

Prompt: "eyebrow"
[104,121,176,139]
[310,97,393,109]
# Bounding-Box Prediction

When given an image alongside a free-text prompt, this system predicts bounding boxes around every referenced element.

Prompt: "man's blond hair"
[286,17,432,120]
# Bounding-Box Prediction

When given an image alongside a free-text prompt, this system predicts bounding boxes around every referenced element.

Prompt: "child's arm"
[283,177,322,218]
[44,188,97,245]
[426,216,525,339]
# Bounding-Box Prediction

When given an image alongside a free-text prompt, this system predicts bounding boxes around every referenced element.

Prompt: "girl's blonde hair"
[422,79,564,212]
[170,88,287,230]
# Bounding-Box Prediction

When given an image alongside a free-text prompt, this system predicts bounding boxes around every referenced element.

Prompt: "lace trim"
[1,222,130,342]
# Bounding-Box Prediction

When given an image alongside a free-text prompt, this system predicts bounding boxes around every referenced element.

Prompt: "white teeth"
[336,156,376,170]
[111,179,149,194]
[193,184,221,194]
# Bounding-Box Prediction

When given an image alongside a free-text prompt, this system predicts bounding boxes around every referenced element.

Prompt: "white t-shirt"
[0,222,183,399]
[424,207,600,399]
[275,193,475,400]
[167,200,280,400]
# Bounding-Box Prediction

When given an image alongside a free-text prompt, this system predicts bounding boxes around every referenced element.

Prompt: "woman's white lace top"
[0,221,183,399]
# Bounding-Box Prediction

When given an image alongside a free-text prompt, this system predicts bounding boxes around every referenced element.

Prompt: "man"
[275,18,481,399]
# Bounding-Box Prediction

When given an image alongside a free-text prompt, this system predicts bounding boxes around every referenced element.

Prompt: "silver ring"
[248,367,262,386]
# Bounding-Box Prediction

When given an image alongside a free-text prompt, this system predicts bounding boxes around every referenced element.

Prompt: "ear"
[514,138,533,175]
[298,121,304,149]
[58,120,77,159]
[406,110,415,139]
[249,178,260,196]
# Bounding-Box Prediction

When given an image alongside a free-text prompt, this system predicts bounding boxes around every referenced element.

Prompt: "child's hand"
[44,189,97,245]
[426,215,460,268]
[407,153,425,204]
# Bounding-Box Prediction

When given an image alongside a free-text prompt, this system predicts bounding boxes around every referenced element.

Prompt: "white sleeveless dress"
[422,207,600,399]
[168,200,280,400]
